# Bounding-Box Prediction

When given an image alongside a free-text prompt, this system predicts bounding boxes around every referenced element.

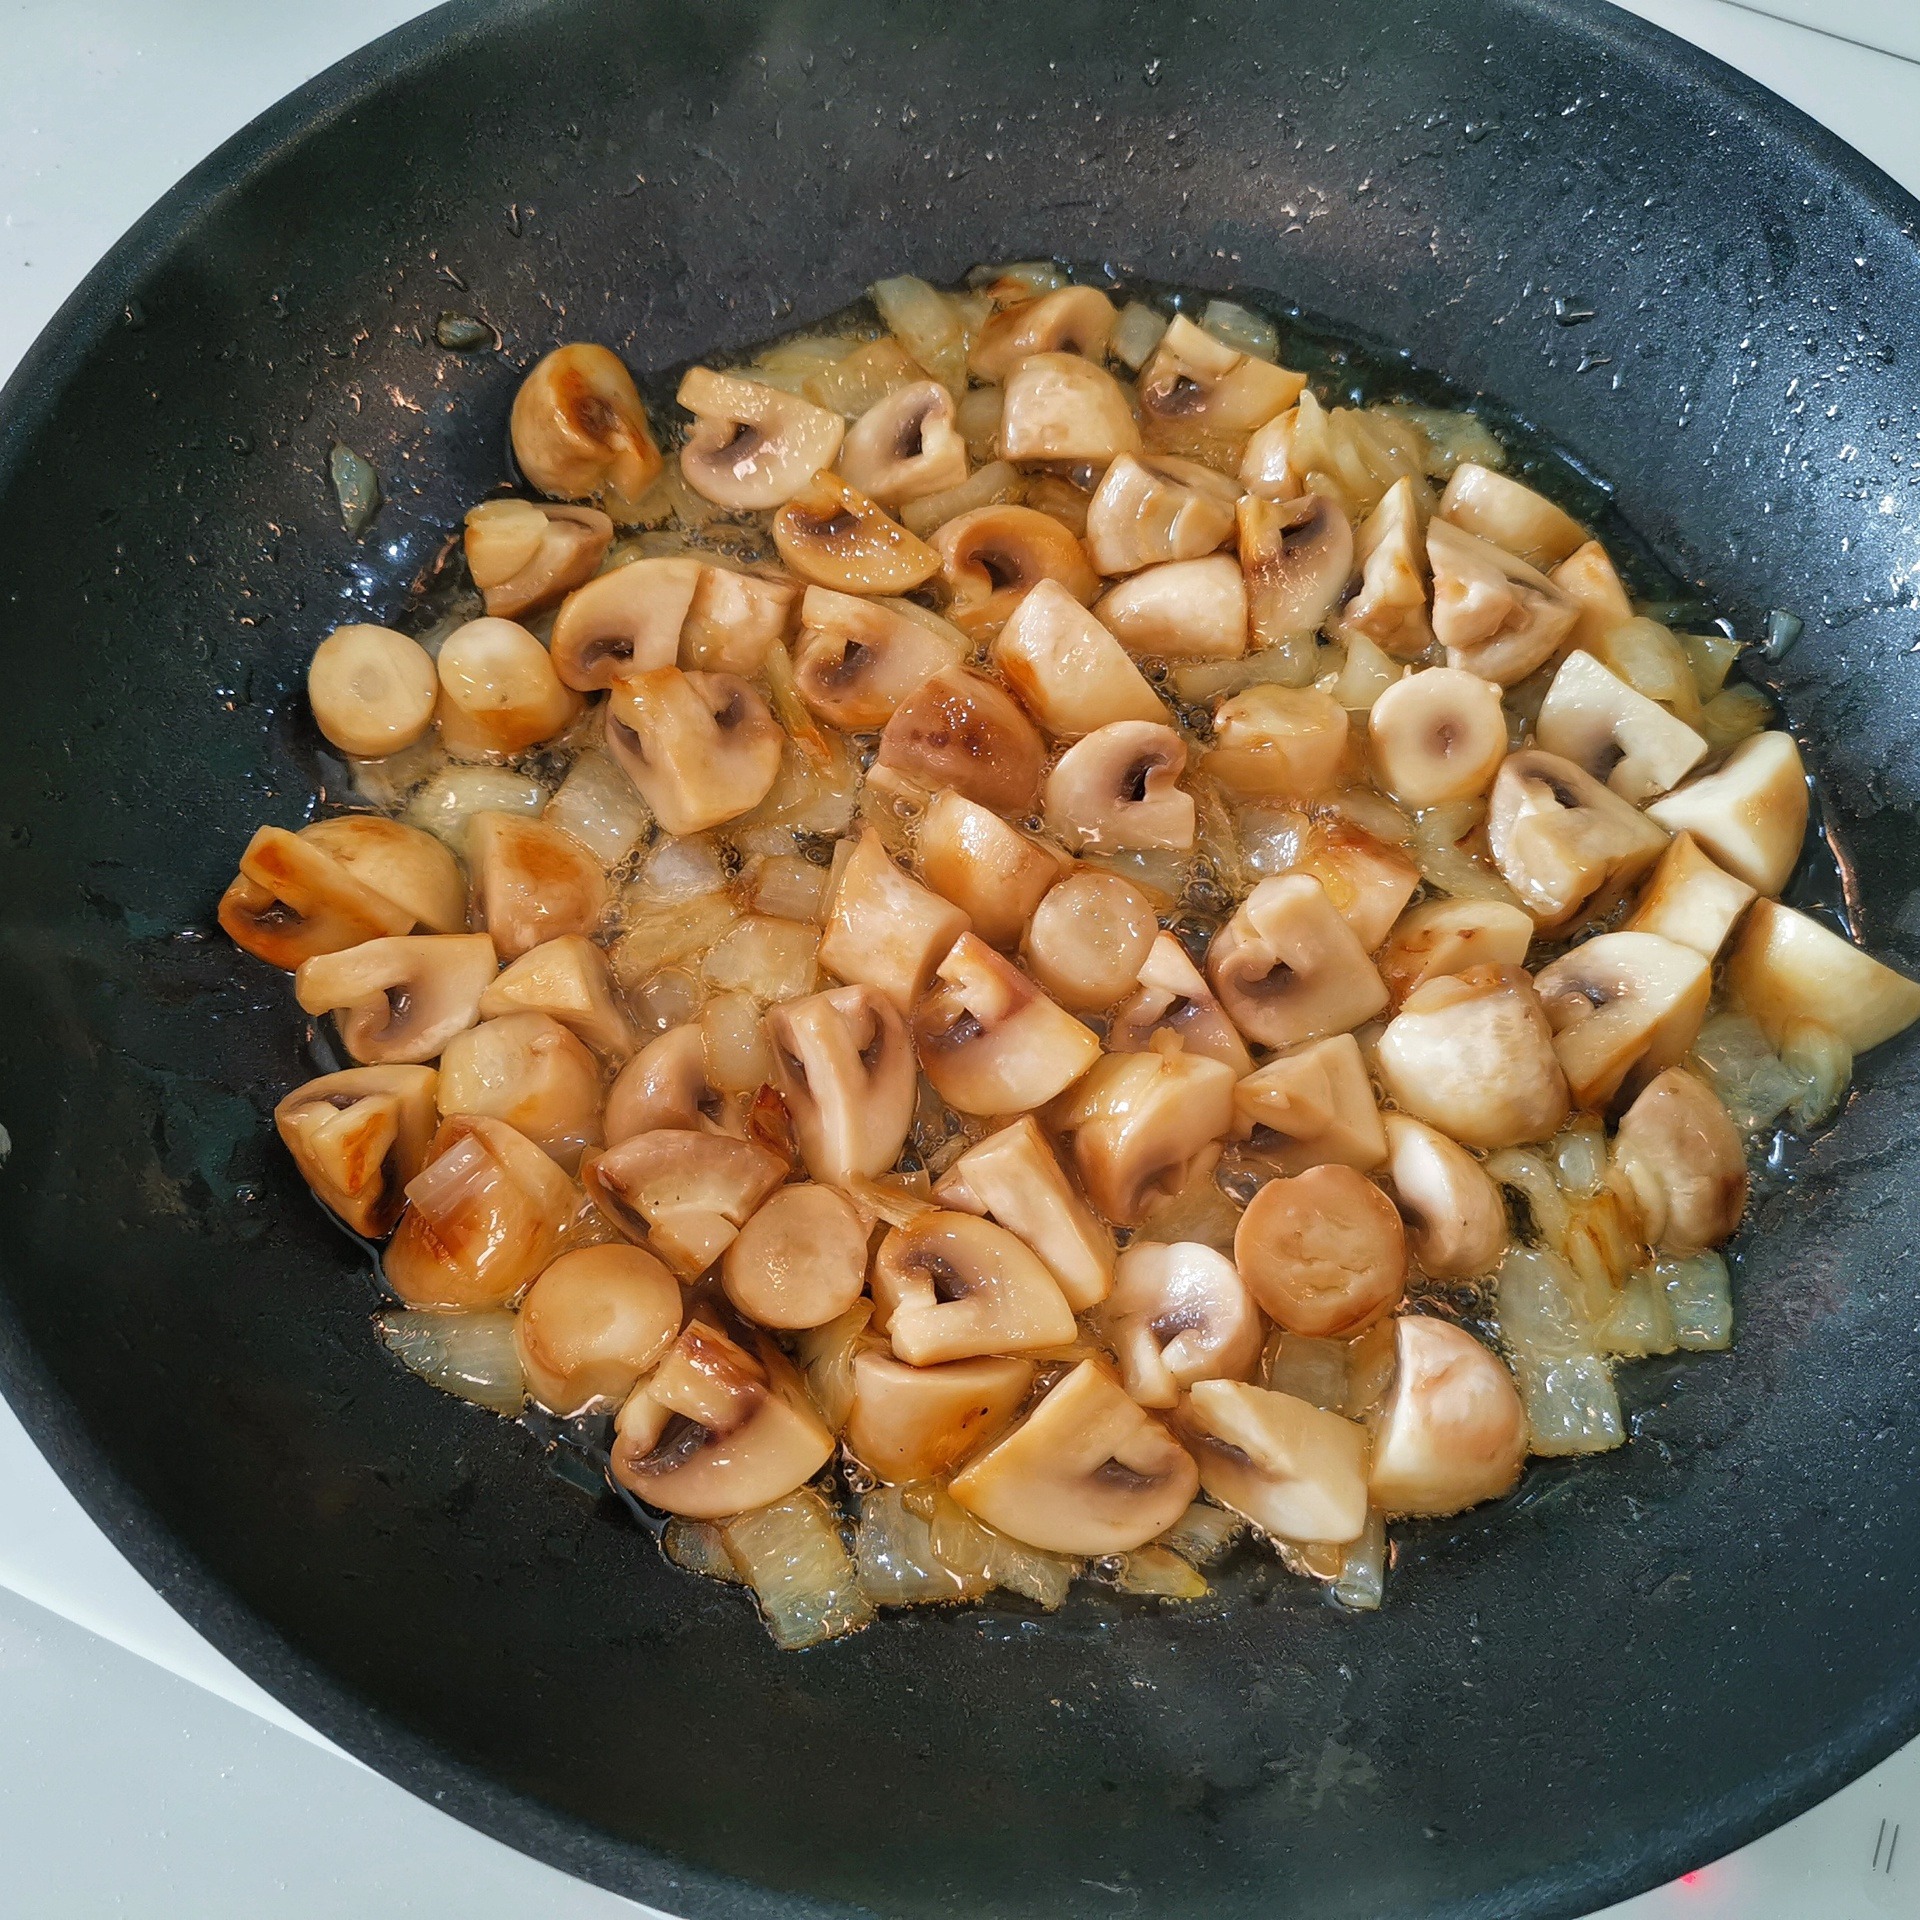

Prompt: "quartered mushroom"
[437,1010,604,1168]
[1022,869,1160,1012]
[1287,818,1421,954]
[1623,831,1757,961]
[947,1359,1201,1555]
[1335,477,1433,660]
[1235,1163,1405,1337]
[434,616,584,756]
[510,343,664,523]
[515,1243,683,1416]
[582,1127,788,1276]
[1428,519,1578,685]
[1725,898,1920,1055]
[463,498,613,620]
[677,565,797,676]
[605,1023,745,1145]
[468,811,609,961]
[1043,720,1195,852]
[1644,730,1809,896]
[298,816,466,935]
[998,350,1142,463]
[1107,932,1254,1075]
[1367,1316,1528,1517]
[766,983,918,1184]
[1238,492,1354,653]
[1610,1067,1748,1256]
[1103,1240,1264,1409]
[933,504,1101,638]
[917,789,1070,948]
[1206,874,1389,1050]
[1377,897,1537,1004]
[772,472,941,593]
[1177,1380,1369,1544]
[968,285,1117,382]
[1232,1033,1387,1178]
[1083,452,1238,575]
[479,933,635,1059]
[217,825,416,969]
[1535,649,1710,803]
[990,577,1170,737]
[1366,666,1508,807]
[606,667,784,835]
[293,932,498,1066]
[1533,930,1711,1112]
[870,1211,1077,1364]
[273,1064,440,1237]
[1383,1113,1509,1279]
[722,1183,870,1330]
[1485,748,1669,932]
[1550,538,1637,649]
[548,556,704,690]
[873,664,1047,812]
[1094,554,1249,660]
[816,827,972,1014]
[1137,314,1305,456]
[675,366,845,510]
[1204,683,1350,801]
[837,380,970,504]
[1436,462,1587,571]
[843,1350,1036,1482]
[791,586,964,729]
[306,623,440,758]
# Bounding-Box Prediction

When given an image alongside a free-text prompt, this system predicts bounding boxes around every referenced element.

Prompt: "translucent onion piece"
[721,1489,876,1650]
[1377,405,1507,478]
[1331,1510,1387,1611]
[1170,638,1317,702]
[870,274,972,395]
[793,1300,874,1432]
[853,1486,983,1606]
[900,460,1023,537]
[641,833,731,900]
[1698,683,1773,752]
[1156,1500,1247,1567]
[1659,1251,1734,1351]
[1495,1245,1624,1456]
[1264,1332,1350,1412]
[349,734,447,811]
[1779,1018,1852,1130]
[1200,299,1280,363]
[1111,301,1170,372]
[662,1517,746,1583]
[544,749,651,867]
[1135,1168,1242,1252]
[1320,632,1399,712]
[1596,1268,1678,1358]
[1407,807,1520,906]
[405,767,548,850]
[747,332,865,396]
[377,1309,526,1415]
[907,1484,1080,1608]
[1688,1009,1810,1132]
[1115,1545,1210,1598]
[1551,1118,1608,1199]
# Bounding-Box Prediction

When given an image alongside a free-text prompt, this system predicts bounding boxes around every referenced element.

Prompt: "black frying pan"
[3,1,1918,1914]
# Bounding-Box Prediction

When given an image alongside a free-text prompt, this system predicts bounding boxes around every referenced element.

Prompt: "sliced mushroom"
[1377,897,1536,1004]
[968,286,1117,382]
[874,664,1047,813]
[1053,1043,1239,1225]
[1368,1317,1526,1516]
[436,1010,603,1168]
[1107,932,1254,1075]
[990,578,1170,737]
[1022,871,1161,1013]
[515,1243,683,1416]
[1623,831,1757,960]
[468,811,608,961]
[463,498,613,620]
[1335,477,1433,660]
[871,1211,1076,1364]
[1104,1241,1264,1409]
[605,1023,745,1145]
[610,1321,835,1518]
[1550,538,1636,653]
[1644,730,1808,895]
[605,667,783,836]
[1725,898,1920,1054]
[1205,874,1389,1050]
[998,351,1141,463]
[918,789,1070,948]
[1235,1163,1405,1337]
[1437,463,1586,570]
[843,1349,1035,1483]
[274,1064,440,1237]
[1611,1067,1748,1256]
[307,624,439,758]
[721,1183,869,1330]
[837,379,970,504]
[548,556,704,690]
[1177,1380,1369,1544]
[1535,649,1710,803]
[766,983,918,1184]
[676,366,845,510]
[1204,683,1350,800]
[913,934,1102,1115]
[1232,1033,1386,1178]
[1374,964,1570,1149]
[478,933,634,1059]
[1044,721,1195,853]
[1383,1114,1508,1279]
[582,1127,787,1276]
[1239,493,1354,653]
[773,472,940,593]
[1287,818,1420,953]
[1094,555,1249,660]
[434,616,584,757]
[510,343,663,523]
[1137,314,1305,457]
[816,828,971,1014]
[1083,453,1238,575]
[791,586,964,729]
[217,825,415,968]
[934,504,1101,638]
[1428,519,1578,685]
[1533,930,1711,1111]
[932,1114,1116,1310]
[1486,748,1670,932]
[384,1114,577,1308]
[678,565,797,677]
[299,816,466,935]
[1366,666,1507,806]
[293,933,498,1065]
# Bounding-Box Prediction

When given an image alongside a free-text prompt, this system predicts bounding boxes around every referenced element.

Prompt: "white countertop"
[4,2,1920,1913]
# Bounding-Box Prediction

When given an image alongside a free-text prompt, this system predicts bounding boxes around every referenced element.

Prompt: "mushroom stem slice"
[1535,649,1710,803]
[606,667,784,836]
[1533,930,1711,1112]
[837,380,970,504]
[1366,667,1508,808]
[722,1183,870,1330]
[1205,874,1389,1050]
[1623,831,1756,961]
[1437,462,1587,570]
[934,504,1101,639]
[510,344,664,523]
[917,789,1070,949]
[548,557,704,690]
[874,665,1047,814]
[773,472,941,593]
[464,499,613,620]
[816,827,972,1015]
[274,1064,441,1237]
[1367,1317,1527,1517]
[1021,871,1160,1013]
[1377,898,1536,1005]
[844,1350,1036,1482]
[1610,1068,1748,1256]
[293,932,498,1066]
[1095,555,1250,661]
[1052,1045,1239,1226]
[991,577,1170,738]
[516,1243,683,1417]
[218,825,416,969]
[998,350,1142,463]
[1177,1380,1370,1545]
[1235,1163,1405,1338]
[1232,1033,1387,1178]
[1103,1242,1264,1409]
[1239,492,1354,653]
[1044,720,1195,852]
[1382,1114,1508,1279]
[1643,730,1808,896]
[1485,748,1669,932]
[1428,519,1578,685]
[581,1128,788,1276]
[791,587,964,730]
[1724,897,1920,1055]
[307,624,440,759]
[871,1211,1077,1365]
[676,366,846,510]
[766,983,918,1184]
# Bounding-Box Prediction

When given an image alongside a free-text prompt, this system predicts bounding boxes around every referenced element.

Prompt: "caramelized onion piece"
[516,1243,683,1415]
[510,344,664,523]
[274,1064,440,1237]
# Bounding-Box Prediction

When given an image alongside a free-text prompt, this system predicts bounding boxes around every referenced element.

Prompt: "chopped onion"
[640,834,729,900]
[377,1309,526,1415]
[612,891,740,987]
[701,913,819,1005]
[349,734,447,810]
[1779,1018,1852,1129]
[625,966,704,1036]
[869,274,972,394]
[749,853,830,923]
[763,644,834,768]
[542,749,651,868]
[1201,298,1280,363]
[1689,1009,1809,1132]
[1170,635,1318,699]
[1551,1118,1609,1199]
[1083,846,1189,905]
[1699,683,1774,751]
[803,339,922,418]
[699,991,774,1092]
[1112,301,1170,371]
[663,1517,745,1583]
[853,1487,982,1606]
[1563,1189,1645,1323]
[1156,1500,1246,1567]
[1659,1252,1733,1351]
[899,458,1024,537]
[1265,1332,1350,1411]
[908,1484,1080,1608]
[1116,1545,1210,1598]
[746,332,865,396]
[1236,805,1309,877]
[1377,405,1506,478]
[793,1301,872,1431]
[405,766,548,851]
[1496,1245,1624,1455]
[1680,630,1743,702]
[722,1490,875,1650]
[1331,1511,1387,1611]
[1137,1168,1242,1251]
[741,737,860,838]
[1319,631,1400,712]
[842,1173,936,1230]
[1596,1267,1678,1358]
[1407,804,1520,905]
[1343,1319,1399,1417]
[1323,785,1415,848]
[1286,393,1431,519]
[954,385,1004,465]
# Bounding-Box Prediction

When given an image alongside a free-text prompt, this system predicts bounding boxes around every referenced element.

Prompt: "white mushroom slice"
[307,624,440,758]
[722,1183,869,1330]
[934,503,1100,638]
[874,665,1046,814]
[1533,930,1711,1111]
[273,1064,440,1238]
[548,557,703,690]
[913,935,1102,1115]
[932,1114,1116,1310]
[510,343,663,523]
[604,1024,744,1145]
[837,380,970,504]
[1725,898,1920,1054]
[1287,819,1421,954]
[1334,477,1433,660]
[1105,1242,1264,1409]
[515,1244,682,1416]
[1205,684,1350,801]
[817,828,971,1014]
[1177,1381,1368,1543]
[1053,1045,1239,1225]
[1083,453,1238,575]
[1383,1114,1508,1279]
[948,1359,1200,1554]
[1437,462,1587,570]
[968,285,1117,382]
[606,668,783,837]
[1367,1317,1527,1517]
[1643,730,1808,895]
[1138,314,1305,455]
[998,351,1141,463]
[1239,493,1354,653]
[1235,1163,1405,1337]
[678,566,797,677]
[479,933,635,1059]
[1377,898,1536,1004]
[1550,538,1636,654]
[1536,649,1709,803]
[385,1115,576,1309]
[1366,667,1507,807]
[610,1321,834,1518]
[843,1350,1035,1482]
[1486,748,1669,932]
[1611,1068,1748,1255]
[1233,1034,1386,1178]
[1044,721,1195,853]
[1374,965,1570,1149]
[299,816,466,935]
[1107,932,1254,1076]
[1206,875,1389,1050]
[991,578,1170,737]
[791,587,964,729]
[294,933,497,1066]
[676,366,845,510]
[871,1212,1076,1364]
[773,472,941,594]
[1095,555,1249,660]
[766,983,917,1184]
[437,1011,603,1168]
[219,828,401,973]
[917,790,1069,948]
[582,1128,787,1276]
[1623,831,1756,960]
[434,616,583,756]
[468,812,608,961]
[1021,869,1160,1013]
[1428,519,1578,685]
[464,499,613,621]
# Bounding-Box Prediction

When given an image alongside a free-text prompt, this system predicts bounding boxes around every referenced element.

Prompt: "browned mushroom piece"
[1644,730,1809,896]
[1043,721,1195,853]
[790,587,965,731]
[1094,555,1249,660]
[816,828,971,1015]
[1377,899,1537,1005]
[843,1350,1035,1482]
[678,565,798,677]
[998,351,1142,463]
[293,933,498,1066]
[1286,819,1420,956]
[767,984,918,1184]
[1485,749,1669,933]
[582,1127,788,1276]
[1549,538,1636,650]
[1725,899,1920,1056]
[605,667,783,836]
[479,933,635,1059]
[1206,874,1388,1050]
[874,664,1047,813]
[1239,492,1354,654]
[218,825,416,969]
[1232,1033,1387,1178]
[1204,684,1350,801]
[1103,1240,1264,1409]
[509,343,664,523]
[722,1183,870,1330]
[1021,870,1160,1013]
[871,1211,1077,1364]
[1611,1067,1748,1255]
[991,577,1171,738]
[468,811,609,962]
[1623,832,1757,961]
[306,624,440,759]
[837,380,970,504]
[548,557,704,690]
[1176,1380,1370,1544]
[912,934,1102,1116]
[917,789,1070,948]
[463,499,614,620]
[1533,930,1711,1112]
[605,1022,744,1145]
[299,816,466,935]
[1428,519,1578,685]
[1235,1162,1405,1337]
[1136,314,1305,457]
[515,1243,684,1416]
[1437,462,1587,571]
[1535,650,1709,804]
[933,504,1101,639]
[675,367,845,510]
[1107,932,1254,1076]
[1366,667,1509,807]
[434,616,584,756]
[968,285,1117,382]
[274,1064,441,1238]
[1336,477,1433,660]
[384,1114,578,1309]
[1083,452,1238,576]
[772,472,940,593]
[1382,1114,1509,1279]
[1367,1317,1527,1517]
[437,1010,605,1168]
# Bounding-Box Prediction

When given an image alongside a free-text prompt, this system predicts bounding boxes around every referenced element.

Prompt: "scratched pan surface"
[2,0,1920,1914]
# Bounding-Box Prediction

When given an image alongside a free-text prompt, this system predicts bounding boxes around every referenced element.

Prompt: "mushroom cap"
[218,824,415,970]
[999,350,1142,463]
[1106,931,1254,1076]
[307,624,440,758]
[1644,729,1809,896]
[843,1349,1035,1483]
[273,1064,440,1238]
[479,933,635,1060]
[1205,874,1389,1051]
[1083,451,1238,575]
[1427,519,1578,685]
[874,665,1047,814]
[1138,314,1305,453]
[991,577,1170,738]
[722,1183,870,1330]
[1437,462,1586,571]
[1053,1045,1239,1226]
[1104,1240,1265,1409]
[464,499,613,621]
[1021,870,1160,1012]
[1622,831,1756,962]
[791,586,964,730]
[468,811,609,962]
[933,504,1100,639]
[1535,648,1710,804]
[1533,929,1711,1112]
[515,1243,683,1416]
[837,380,970,504]
[1367,1316,1527,1517]
[1095,554,1250,661]
[1205,683,1350,801]
[300,815,466,934]
[772,472,940,594]
[816,827,971,1016]
[1337,477,1433,660]
[968,286,1117,382]
[434,616,584,757]
[1044,721,1195,854]
[293,932,498,1066]
[1238,491,1354,652]
[766,983,918,1184]
[675,366,846,510]
[1724,896,1920,1056]
[606,667,784,837]
[917,788,1069,949]
[437,1010,604,1168]
[1177,1379,1369,1544]
[1377,898,1537,1005]
[1366,667,1508,808]
[1611,1067,1748,1255]
[1286,817,1421,955]
[606,1022,743,1145]
[1232,1033,1388,1179]
[1486,748,1669,932]
[871,1211,1077,1365]
[549,556,704,690]
[678,564,797,677]
[581,1127,788,1276]
[1235,1163,1406,1337]
[1382,1114,1509,1279]
[509,343,664,523]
